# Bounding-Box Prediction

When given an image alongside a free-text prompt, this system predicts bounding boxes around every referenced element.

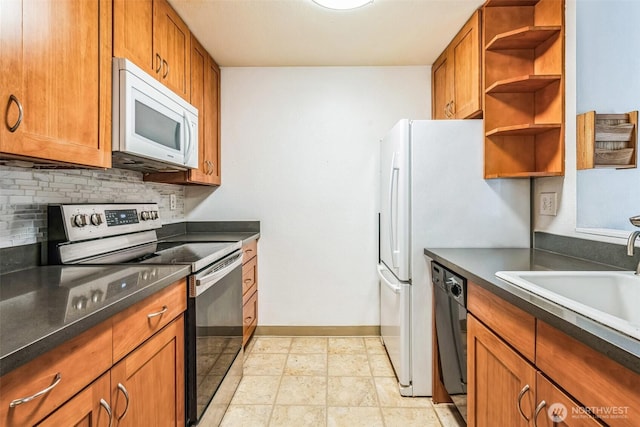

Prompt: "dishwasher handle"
[377,264,403,294]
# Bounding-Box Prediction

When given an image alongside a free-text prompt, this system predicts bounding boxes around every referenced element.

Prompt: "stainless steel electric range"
[47,203,243,426]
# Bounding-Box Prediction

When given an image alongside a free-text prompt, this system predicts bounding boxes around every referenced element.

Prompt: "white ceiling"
[169,0,485,67]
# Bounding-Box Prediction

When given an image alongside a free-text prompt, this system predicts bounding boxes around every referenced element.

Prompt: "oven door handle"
[194,253,243,296]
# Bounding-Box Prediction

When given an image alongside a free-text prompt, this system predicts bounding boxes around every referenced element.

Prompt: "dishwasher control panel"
[431,262,467,307]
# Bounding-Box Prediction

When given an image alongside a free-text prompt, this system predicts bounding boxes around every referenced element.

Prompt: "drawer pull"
[533,400,546,427]
[9,372,62,407]
[100,398,113,427]
[516,384,531,422]
[245,249,253,254]
[244,316,253,324]
[116,383,130,421]
[147,305,168,319]
[244,279,252,283]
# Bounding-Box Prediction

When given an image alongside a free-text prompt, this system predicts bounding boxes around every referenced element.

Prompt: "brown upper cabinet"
[483,0,565,178]
[114,0,191,102]
[144,35,221,186]
[431,10,482,120]
[0,0,112,168]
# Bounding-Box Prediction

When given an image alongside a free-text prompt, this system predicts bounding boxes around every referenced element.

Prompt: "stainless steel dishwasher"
[432,261,467,423]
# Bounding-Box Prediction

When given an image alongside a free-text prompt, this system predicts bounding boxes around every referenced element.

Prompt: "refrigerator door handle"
[377,264,402,294]
[388,152,400,268]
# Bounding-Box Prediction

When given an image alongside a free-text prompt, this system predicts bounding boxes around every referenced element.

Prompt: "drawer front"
[537,321,640,427]
[535,372,604,427]
[242,256,257,297]
[242,239,257,264]
[112,279,187,362]
[0,321,112,427]
[467,281,536,362]
[243,291,258,344]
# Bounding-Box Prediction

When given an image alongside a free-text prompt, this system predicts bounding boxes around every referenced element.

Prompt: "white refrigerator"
[377,119,530,396]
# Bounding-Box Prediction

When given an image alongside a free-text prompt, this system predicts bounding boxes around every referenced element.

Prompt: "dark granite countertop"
[161,231,259,245]
[157,221,260,246]
[0,264,190,376]
[424,248,640,374]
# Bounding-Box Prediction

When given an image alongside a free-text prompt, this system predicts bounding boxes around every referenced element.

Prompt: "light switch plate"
[540,192,557,216]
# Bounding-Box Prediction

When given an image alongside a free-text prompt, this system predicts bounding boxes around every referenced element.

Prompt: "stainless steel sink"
[495,271,640,340]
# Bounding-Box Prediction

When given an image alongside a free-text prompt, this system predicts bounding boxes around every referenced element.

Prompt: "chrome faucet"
[627,215,640,275]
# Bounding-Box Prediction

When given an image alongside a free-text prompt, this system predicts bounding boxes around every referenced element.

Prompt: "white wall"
[534,0,638,244]
[575,1,640,232]
[186,66,430,326]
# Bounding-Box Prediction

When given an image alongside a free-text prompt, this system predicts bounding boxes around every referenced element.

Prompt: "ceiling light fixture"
[311,0,373,11]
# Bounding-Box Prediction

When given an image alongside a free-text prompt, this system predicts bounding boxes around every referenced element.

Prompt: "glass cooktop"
[80,241,241,273]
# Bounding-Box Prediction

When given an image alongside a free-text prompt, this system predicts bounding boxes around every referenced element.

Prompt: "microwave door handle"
[184,111,193,165]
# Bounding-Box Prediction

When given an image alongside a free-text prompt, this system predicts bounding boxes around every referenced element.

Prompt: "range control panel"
[49,203,162,242]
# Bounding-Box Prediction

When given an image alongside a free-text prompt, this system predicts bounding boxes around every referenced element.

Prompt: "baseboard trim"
[255,325,380,336]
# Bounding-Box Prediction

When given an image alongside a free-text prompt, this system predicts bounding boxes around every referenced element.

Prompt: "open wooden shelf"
[577,110,637,170]
[482,0,564,179]
[486,26,561,50]
[486,123,561,137]
[485,0,539,7]
[486,74,561,93]
[485,170,564,179]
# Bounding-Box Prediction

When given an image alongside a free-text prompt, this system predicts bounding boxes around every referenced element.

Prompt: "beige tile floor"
[201,336,465,427]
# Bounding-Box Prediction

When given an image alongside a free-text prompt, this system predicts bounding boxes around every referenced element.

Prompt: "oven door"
[186,251,243,425]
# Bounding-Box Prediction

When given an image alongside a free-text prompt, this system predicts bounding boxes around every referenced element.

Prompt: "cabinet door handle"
[116,383,130,421]
[9,372,62,407]
[7,94,23,132]
[516,384,531,422]
[147,305,168,318]
[162,59,169,78]
[100,398,113,427]
[244,316,253,324]
[444,102,452,118]
[155,53,162,73]
[532,400,546,427]
[244,278,252,284]
[450,100,455,116]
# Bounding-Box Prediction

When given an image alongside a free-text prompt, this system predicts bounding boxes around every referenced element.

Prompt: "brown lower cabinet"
[36,373,111,427]
[468,315,601,427]
[468,314,536,427]
[242,240,258,345]
[111,316,185,427]
[467,280,639,427]
[0,279,186,427]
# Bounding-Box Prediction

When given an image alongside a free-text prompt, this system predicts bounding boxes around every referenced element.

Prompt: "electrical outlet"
[540,192,557,216]
[170,194,177,211]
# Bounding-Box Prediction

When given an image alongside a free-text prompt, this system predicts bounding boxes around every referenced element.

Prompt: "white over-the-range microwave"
[112,57,198,172]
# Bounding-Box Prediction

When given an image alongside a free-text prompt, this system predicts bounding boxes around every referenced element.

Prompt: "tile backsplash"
[0,166,185,248]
